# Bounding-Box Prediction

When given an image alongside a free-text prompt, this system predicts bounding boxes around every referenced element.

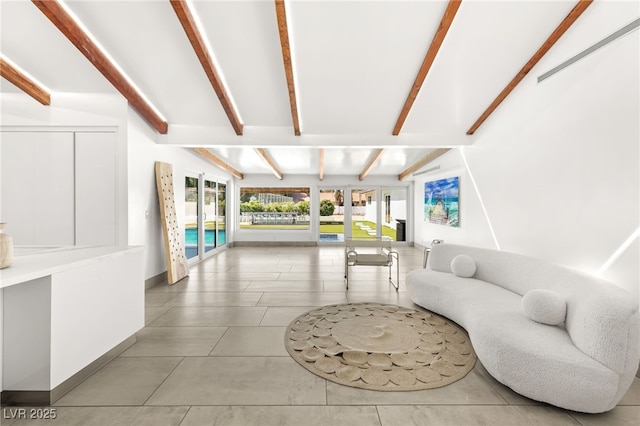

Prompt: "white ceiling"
[1,0,637,179]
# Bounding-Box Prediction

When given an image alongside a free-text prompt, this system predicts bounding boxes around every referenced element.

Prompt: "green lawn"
[234,220,397,240]
[320,220,396,240]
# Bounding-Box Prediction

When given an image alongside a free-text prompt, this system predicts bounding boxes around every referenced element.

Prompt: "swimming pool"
[185,229,226,259]
[185,228,226,245]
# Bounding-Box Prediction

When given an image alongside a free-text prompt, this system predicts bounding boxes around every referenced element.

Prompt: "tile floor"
[3,246,638,425]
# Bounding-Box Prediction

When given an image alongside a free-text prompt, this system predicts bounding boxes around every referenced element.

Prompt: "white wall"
[414,154,494,249]
[126,109,232,280]
[414,21,639,300]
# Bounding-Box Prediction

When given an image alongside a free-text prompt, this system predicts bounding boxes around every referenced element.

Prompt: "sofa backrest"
[428,243,639,375]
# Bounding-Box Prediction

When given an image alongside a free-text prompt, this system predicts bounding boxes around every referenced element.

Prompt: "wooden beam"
[466,0,593,135]
[359,149,386,181]
[171,0,243,136]
[398,148,450,181]
[255,148,284,180]
[318,148,325,181]
[192,148,244,179]
[0,57,50,105]
[275,0,301,136]
[32,0,168,134]
[393,0,462,135]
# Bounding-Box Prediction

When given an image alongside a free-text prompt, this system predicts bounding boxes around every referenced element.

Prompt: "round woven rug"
[284,303,476,391]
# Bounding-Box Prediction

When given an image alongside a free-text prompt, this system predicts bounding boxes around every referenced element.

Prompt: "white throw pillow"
[522,289,567,325]
[451,255,476,278]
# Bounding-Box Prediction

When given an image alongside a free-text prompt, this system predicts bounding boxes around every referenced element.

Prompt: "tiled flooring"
[4,246,639,425]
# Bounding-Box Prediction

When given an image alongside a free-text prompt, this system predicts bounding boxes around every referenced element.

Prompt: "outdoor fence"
[334,206,367,216]
[240,212,310,225]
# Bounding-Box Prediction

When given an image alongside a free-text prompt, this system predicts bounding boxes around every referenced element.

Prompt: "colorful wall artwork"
[424,177,459,227]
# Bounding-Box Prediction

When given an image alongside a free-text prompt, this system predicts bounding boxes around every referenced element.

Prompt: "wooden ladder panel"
[155,161,189,284]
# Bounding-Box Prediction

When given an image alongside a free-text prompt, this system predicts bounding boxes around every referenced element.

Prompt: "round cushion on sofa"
[522,289,566,325]
[451,255,476,278]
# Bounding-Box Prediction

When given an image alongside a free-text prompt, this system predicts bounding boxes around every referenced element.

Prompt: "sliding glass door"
[319,186,409,243]
[204,179,217,254]
[186,174,227,263]
[185,176,199,260]
[319,188,346,242]
[217,182,227,246]
[351,188,377,240]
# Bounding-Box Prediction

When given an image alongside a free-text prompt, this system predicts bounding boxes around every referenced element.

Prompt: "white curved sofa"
[407,243,639,413]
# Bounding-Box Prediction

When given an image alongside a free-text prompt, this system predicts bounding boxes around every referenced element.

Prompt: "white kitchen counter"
[0,245,143,288]
[1,245,145,404]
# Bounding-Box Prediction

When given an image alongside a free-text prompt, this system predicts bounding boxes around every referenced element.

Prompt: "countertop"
[0,245,144,288]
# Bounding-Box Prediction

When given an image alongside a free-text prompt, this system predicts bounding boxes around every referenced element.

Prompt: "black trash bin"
[396,219,406,241]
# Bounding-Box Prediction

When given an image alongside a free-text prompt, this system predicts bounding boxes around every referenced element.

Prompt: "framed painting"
[424,177,459,227]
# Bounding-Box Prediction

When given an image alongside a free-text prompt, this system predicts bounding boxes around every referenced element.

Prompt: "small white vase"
[0,222,14,269]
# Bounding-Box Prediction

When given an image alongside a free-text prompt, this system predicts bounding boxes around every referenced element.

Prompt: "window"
[184,176,199,260]
[240,187,310,230]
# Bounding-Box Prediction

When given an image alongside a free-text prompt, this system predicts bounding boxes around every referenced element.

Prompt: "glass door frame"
[380,186,409,243]
[185,174,200,264]
[216,180,227,249]
[317,184,411,245]
[186,172,228,264]
[317,186,349,243]
[202,177,218,257]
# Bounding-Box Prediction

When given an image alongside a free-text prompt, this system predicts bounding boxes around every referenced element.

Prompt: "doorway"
[318,188,346,242]
[317,186,409,243]
[185,174,228,263]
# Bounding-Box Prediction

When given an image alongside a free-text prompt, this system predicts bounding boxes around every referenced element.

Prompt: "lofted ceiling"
[1,0,636,180]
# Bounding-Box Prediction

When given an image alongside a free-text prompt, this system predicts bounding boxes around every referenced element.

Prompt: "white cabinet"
[75,132,117,246]
[0,132,75,245]
[1,246,144,401]
[0,131,117,246]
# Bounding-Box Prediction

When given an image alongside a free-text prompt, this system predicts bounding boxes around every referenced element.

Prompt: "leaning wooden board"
[155,161,189,284]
